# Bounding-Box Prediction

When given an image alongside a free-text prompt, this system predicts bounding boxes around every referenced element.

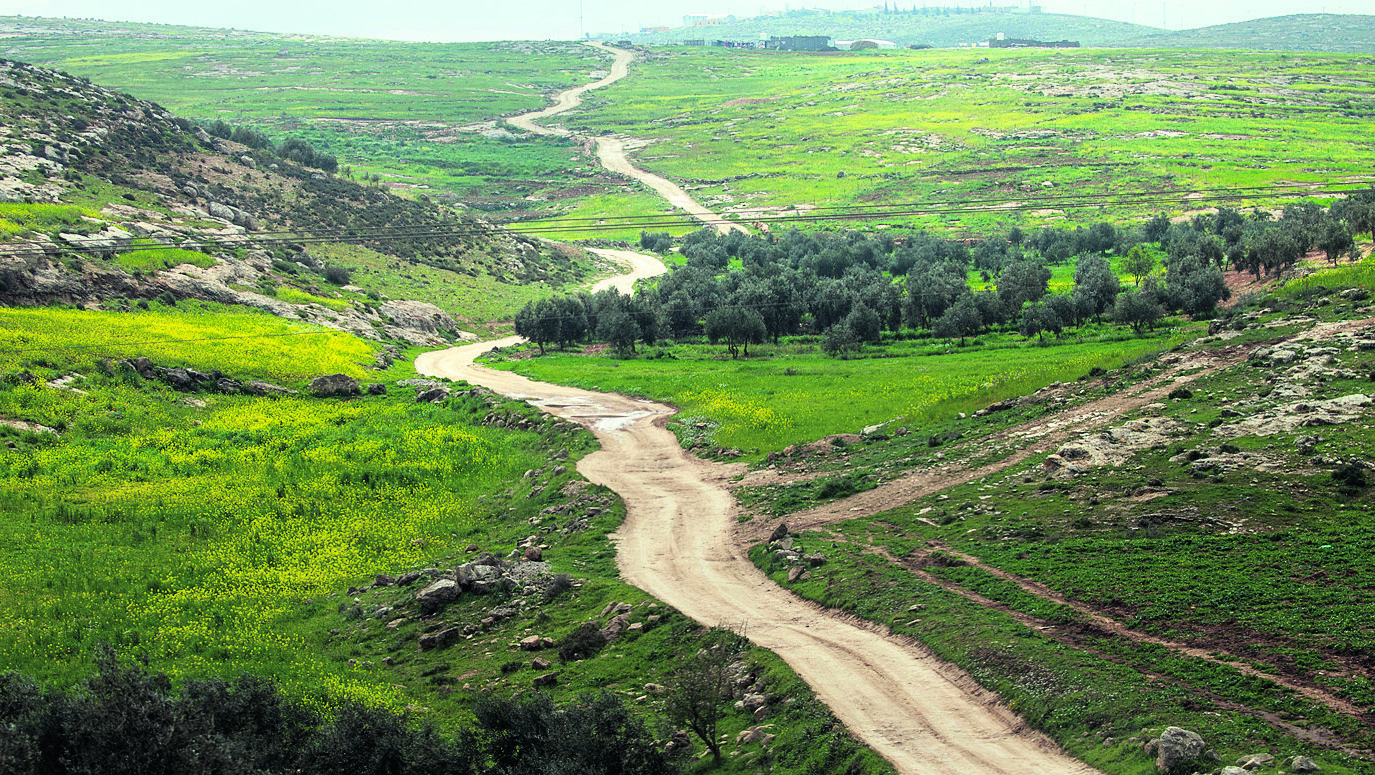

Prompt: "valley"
[1,8,1374,775]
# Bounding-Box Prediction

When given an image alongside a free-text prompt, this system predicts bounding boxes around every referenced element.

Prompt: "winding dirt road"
[414,340,1099,775]
[587,247,669,294]
[508,42,746,234]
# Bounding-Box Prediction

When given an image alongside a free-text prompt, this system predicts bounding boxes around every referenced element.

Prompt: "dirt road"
[414,342,1099,775]
[506,42,631,136]
[507,42,745,234]
[587,248,668,294]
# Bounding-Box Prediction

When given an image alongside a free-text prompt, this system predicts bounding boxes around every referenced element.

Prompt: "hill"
[1125,13,1375,53]
[0,57,600,335]
[0,15,624,229]
[628,9,1157,48]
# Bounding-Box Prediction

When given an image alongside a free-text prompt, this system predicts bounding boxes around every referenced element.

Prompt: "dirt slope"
[414,341,1100,775]
[507,42,745,234]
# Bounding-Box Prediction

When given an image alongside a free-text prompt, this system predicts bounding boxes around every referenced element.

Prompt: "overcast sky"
[0,0,1370,41]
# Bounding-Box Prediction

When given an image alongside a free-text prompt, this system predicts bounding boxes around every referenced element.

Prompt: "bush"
[323,266,352,285]
[557,621,607,663]
[1333,462,1369,490]
[1168,387,1193,400]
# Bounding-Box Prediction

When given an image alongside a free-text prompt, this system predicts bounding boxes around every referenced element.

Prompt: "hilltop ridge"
[627,10,1375,53]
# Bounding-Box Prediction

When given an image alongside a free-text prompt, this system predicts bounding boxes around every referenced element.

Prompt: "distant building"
[766,35,835,52]
[835,38,897,50]
[989,34,1079,48]
[640,25,670,33]
[683,14,736,27]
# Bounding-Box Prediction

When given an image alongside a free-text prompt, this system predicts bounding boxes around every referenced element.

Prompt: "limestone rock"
[308,374,360,397]
[1290,755,1322,772]
[1237,753,1275,769]
[533,672,559,687]
[417,626,461,651]
[415,579,460,614]
[1155,727,1206,772]
[415,386,451,403]
[599,614,630,642]
[243,380,296,396]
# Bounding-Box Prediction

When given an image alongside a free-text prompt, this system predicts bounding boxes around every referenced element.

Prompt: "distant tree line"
[193,119,339,173]
[0,649,678,775]
[515,194,1372,357]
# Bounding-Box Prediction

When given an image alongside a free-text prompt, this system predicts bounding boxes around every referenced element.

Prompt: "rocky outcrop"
[379,300,472,339]
[1154,727,1207,772]
[414,579,460,614]
[308,374,360,397]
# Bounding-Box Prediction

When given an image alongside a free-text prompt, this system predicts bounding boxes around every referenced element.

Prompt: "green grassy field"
[9,17,1372,236]
[488,325,1188,456]
[0,304,891,773]
[736,289,1375,774]
[566,46,1375,233]
[0,17,614,217]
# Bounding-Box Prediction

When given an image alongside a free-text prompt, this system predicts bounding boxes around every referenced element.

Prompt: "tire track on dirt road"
[507,42,746,234]
[415,340,1100,775]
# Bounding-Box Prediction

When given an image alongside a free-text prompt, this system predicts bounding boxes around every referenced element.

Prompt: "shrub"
[557,621,607,663]
[323,266,352,285]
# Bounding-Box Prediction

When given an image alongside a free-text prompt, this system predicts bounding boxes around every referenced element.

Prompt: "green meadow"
[566,46,1375,231]
[490,327,1186,456]
[8,17,1373,234]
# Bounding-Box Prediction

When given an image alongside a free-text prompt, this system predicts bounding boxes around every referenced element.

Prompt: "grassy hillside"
[1126,14,1375,53]
[630,9,1157,48]
[0,57,602,332]
[740,286,1375,774]
[564,46,1375,234]
[0,302,892,774]
[0,16,621,218]
[9,16,1374,237]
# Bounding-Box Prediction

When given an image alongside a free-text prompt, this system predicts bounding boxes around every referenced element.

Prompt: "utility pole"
[580,0,585,40]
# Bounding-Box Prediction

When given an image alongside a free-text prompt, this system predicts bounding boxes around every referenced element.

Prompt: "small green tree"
[704,306,766,358]
[1113,287,1164,332]
[821,323,860,359]
[1019,301,1063,341]
[934,295,982,346]
[664,629,741,762]
[996,260,1051,319]
[1123,245,1157,287]
[1317,219,1355,267]
[597,309,641,356]
[1072,254,1121,321]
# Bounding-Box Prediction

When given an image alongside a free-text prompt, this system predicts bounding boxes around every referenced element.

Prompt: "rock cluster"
[765,525,825,582]
[123,356,296,396]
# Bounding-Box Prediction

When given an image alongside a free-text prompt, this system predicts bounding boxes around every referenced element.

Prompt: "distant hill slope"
[1124,14,1375,53]
[628,10,1158,48]
[0,58,594,334]
[630,10,1375,53]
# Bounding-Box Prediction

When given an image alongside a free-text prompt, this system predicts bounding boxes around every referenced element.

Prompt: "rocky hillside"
[0,58,594,341]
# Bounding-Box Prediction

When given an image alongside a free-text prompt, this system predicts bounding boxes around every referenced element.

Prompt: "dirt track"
[507,42,745,234]
[415,340,1100,775]
[587,247,668,293]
